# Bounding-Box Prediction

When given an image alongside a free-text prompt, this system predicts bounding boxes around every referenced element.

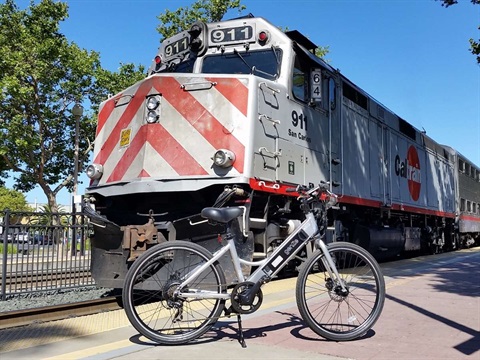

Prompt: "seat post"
[224,221,236,242]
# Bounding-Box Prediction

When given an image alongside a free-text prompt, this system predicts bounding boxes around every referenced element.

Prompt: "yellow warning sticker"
[120,128,131,148]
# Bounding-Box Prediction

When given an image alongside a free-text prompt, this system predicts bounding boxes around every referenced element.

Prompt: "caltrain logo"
[394,145,421,201]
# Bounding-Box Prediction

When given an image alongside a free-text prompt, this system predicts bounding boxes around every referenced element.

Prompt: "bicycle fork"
[315,239,348,294]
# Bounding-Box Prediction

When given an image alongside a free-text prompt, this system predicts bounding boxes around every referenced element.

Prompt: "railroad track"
[0,296,121,330]
[2,269,93,294]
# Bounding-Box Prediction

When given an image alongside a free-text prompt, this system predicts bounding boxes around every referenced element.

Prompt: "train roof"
[443,145,480,170]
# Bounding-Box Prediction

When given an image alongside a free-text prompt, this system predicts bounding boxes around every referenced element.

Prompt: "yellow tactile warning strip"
[44,339,137,360]
[0,276,298,354]
[0,308,131,353]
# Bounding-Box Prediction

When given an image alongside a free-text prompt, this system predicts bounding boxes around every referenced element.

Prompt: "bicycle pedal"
[223,305,235,317]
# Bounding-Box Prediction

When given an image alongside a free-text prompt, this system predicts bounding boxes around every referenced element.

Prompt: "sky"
[9,0,480,206]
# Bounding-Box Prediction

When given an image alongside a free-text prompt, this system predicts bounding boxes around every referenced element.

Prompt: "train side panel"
[424,147,455,214]
[339,92,456,215]
[341,98,376,203]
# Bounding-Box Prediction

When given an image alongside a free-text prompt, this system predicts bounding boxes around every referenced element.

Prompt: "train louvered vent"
[342,82,368,110]
[398,118,416,140]
[377,105,385,120]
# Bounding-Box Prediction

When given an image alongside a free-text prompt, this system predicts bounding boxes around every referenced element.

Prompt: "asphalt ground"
[1,247,479,360]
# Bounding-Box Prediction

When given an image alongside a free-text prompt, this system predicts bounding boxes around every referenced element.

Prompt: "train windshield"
[202,48,282,80]
[168,58,196,73]
[152,56,196,74]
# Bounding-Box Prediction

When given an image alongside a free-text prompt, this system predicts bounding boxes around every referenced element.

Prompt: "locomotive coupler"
[122,217,163,261]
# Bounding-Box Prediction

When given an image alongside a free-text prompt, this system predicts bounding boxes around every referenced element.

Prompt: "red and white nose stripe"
[92,76,249,185]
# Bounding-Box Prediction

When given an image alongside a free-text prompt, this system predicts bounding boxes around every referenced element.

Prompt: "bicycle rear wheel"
[122,240,227,345]
[296,242,385,341]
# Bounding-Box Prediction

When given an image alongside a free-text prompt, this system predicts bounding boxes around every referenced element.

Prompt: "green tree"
[0,0,145,211]
[33,203,67,226]
[0,186,30,211]
[157,0,246,40]
[438,0,480,63]
[0,0,99,211]
[0,158,7,187]
[277,25,329,59]
[90,63,146,115]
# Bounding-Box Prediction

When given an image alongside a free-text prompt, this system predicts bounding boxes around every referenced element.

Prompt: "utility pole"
[71,103,83,256]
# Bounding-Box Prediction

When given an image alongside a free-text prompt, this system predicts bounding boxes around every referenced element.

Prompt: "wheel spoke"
[123,241,226,344]
[296,243,385,341]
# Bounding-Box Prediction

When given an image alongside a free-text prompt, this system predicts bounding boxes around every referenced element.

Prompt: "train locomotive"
[84,16,480,288]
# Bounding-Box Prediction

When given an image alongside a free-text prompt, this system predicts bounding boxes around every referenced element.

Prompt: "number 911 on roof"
[210,25,255,45]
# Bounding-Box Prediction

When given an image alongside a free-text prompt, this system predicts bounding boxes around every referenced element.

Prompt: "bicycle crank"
[230,281,263,314]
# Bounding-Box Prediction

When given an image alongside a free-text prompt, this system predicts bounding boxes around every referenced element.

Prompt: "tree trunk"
[45,188,62,245]
[47,191,59,213]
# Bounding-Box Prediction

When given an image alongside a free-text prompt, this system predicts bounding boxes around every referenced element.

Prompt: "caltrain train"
[84,15,480,288]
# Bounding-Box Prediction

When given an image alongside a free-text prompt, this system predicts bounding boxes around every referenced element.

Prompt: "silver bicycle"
[122,183,385,346]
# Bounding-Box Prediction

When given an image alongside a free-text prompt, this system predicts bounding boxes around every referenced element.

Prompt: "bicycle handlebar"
[287,182,338,209]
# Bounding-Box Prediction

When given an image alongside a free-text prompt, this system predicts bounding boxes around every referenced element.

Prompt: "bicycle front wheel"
[296,242,385,341]
[122,240,227,345]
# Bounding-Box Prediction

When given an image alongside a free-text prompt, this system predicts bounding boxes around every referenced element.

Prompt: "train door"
[383,126,391,205]
[326,76,342,191]
[369,120,390,205]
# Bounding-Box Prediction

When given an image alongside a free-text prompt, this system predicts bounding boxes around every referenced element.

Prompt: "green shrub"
[0,243,18,254]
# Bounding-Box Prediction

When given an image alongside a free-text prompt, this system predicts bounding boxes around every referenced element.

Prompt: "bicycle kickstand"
[237,314,247,348]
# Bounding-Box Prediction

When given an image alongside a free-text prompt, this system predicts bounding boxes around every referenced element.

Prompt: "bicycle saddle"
[201,207,243,224]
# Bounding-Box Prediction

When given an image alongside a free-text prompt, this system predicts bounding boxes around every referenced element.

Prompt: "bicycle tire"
[122,240,227,345]
[296,242,385,341]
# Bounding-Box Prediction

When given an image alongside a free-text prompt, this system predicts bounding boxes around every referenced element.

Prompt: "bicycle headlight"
[212,149,235,168]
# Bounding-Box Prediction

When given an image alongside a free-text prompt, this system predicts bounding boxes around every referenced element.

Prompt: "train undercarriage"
[85,184,470,289]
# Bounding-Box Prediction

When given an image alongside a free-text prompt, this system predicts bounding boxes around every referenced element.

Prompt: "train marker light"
[212,149,236,168]
[86,164,103,180]
[258,30,269,44]
[154,55,162,71]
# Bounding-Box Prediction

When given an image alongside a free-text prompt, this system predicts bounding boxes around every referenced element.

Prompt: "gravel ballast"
[0,287,118,312]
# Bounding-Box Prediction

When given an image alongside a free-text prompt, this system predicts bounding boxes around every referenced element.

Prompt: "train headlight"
[146,110,159,124]
[86,164,103,180]
[188,21,207,56]
[146,96,160,110]
[145,94,161,123]
[212,149,235,168]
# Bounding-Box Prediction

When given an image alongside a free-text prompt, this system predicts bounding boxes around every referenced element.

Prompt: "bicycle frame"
[177,212,347,300]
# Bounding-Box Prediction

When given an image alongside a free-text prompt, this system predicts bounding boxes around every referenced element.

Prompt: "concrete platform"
[1,248,479,360]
